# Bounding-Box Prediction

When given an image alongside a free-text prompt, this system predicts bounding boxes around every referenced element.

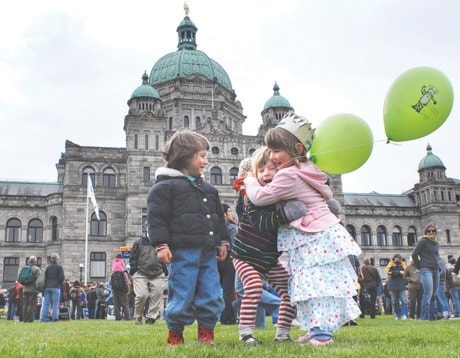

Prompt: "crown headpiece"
[276,111,315,152]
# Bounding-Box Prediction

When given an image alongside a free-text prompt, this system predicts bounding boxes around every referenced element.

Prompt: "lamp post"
[79,263,83,282]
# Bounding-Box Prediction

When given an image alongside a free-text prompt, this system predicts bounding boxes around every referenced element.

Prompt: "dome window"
[212,146,220,155]
[231,147,239,156]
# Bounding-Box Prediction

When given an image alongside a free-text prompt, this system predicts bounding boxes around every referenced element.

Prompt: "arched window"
[377,225,387,246]
[360,225,372,246]
[168,117,173,130]
[6,218,21,242]
[82,167,95,187]
[210,167,222,185]
[90,211,107,237]
[103,168,116,187]
[249,148,256,156]
[231,147,239,156]
[392,226,403,246]
[229,167,239,185]
[211,146,220,155]
[407,226,418,246]
[51,216,58,241]
[27,219,43,243]
[346,225,357,242]
[184,116,190,128]
[195,116,201,129]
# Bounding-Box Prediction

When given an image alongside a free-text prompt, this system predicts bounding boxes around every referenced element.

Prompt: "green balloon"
[309,113,373,174]
[384,66,454,142]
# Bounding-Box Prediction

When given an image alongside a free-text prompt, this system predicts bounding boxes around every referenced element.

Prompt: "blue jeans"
[451,285,460,317]
[165,247,224,332]
[7,303,17,320]
[389,289,408,318]
[436,281,449,318]
[419,267,439,320]
[41,288,61,322]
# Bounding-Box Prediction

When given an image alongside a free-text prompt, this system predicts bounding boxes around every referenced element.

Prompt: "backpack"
[110,272,127,292]
[18,265,35,285]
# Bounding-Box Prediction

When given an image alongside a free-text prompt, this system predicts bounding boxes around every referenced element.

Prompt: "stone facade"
[1,11,459,287]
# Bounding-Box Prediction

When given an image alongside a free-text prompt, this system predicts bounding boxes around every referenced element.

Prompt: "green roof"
[263,82,293,110]
[130,72,160,100]
[418,144,445,170]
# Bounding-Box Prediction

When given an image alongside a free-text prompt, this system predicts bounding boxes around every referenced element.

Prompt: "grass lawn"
[1,315,459,357]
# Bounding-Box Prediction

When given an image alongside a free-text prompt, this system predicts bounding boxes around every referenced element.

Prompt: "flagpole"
[84,171,90,286]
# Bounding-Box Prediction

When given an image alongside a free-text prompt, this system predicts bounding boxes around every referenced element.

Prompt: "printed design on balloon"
[412,85,438,113]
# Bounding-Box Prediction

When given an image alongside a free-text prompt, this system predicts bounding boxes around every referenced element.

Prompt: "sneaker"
[304,338,334,346]
[274,334,292,342]
[145,318,155,325]
[296,333,311,343]
[239,334,261,345]
[400,315,407,320]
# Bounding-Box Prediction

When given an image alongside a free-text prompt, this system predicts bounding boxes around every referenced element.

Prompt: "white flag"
[87,175,100,221]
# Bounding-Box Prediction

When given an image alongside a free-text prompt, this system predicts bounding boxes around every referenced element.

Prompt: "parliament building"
[1,9,459,287]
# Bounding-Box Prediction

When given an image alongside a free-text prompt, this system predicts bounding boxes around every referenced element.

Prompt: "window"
[51,216,58,241]
[377,225,387,246]
[231,147,239,156]
[27,219,43,243]
[90,252,106,279]
[446,229,451,243]
[103,168,116,187]
[155,133,160,151]
[210,167,222,185]
[6,218,21,242]
[3,257,19,286]
[360,225,372,246]
[184,116,190,128]
[407,226,417,246]
[145,134,149,150]
[229,167,239,185]
[249,148,256,156]
[195,116,201,129]
[143,167,151,182]
[346,225,357,242]
[379,258,390,267]
[211,146,220,155]
[90,211,107,236]
[142,208,147,234]
[392,226,403,246]
[168,117,173,130]
[81,167,95,187]
[134,134,138,150]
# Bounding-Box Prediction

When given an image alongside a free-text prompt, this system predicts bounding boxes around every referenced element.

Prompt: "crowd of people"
[2,111,459,348]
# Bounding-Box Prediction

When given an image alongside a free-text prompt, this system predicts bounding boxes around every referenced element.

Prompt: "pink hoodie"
[112,257,126,273]
[244,162,340,233]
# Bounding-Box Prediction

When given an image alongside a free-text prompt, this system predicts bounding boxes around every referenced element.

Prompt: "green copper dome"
[149,13,233,92]
[130,72,160,100]
[418,144,445,170]
[263,82,293,110]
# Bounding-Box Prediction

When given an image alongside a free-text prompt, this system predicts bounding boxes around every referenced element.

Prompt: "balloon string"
[309,139,383,156]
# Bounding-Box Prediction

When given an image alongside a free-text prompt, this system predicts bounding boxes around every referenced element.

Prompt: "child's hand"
[217,245,228,262]
[157,248,172,263]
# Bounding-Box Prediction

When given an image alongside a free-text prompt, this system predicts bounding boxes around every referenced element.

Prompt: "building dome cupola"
[263,82,293,110]
[177,3,197,50]
[418,143,445,171]
[129,71,160,101]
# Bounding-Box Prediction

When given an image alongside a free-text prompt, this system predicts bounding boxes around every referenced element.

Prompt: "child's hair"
[251,147,271,177]
[238,157,253,178]
[264,127,308,168]
[162,130,210,170]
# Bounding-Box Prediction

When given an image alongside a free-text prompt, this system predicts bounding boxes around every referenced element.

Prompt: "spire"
[184,2,189,15]
[142,71,149,84]
[273,82,280,96]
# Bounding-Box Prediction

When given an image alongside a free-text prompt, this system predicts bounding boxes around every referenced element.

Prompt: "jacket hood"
[155,167,185,180]
[295,163,331,199]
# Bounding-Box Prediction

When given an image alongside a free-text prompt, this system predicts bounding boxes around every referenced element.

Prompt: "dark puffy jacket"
[147,167,228,249]
[45,262,65,289]
[129,236,165,279]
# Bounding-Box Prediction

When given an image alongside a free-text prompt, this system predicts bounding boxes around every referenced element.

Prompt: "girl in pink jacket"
[244,111,361,346]
[112,254,126,273]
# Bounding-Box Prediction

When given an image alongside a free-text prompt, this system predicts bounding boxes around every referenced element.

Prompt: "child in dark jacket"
[147,130,228,345]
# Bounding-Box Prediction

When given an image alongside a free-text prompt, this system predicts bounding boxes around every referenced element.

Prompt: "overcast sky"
[1,0,459,194]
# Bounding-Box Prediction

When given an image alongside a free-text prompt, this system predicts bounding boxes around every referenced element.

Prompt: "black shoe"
[349,320,358,326]
[145,318,155,325]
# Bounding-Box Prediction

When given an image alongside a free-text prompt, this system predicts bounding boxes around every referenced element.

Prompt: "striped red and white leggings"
[233,258,296,328]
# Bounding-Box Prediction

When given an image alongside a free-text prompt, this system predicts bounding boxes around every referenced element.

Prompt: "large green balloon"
[309,113,373,174]
[384,66,454,142]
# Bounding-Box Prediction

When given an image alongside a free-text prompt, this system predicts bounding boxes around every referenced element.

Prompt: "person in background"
[360,257,381,319]
[218,204,238,325]
[112,253,126,273]
[385,253,408,320]
[436,256,450,320]
[21,256,41,323]
[95,282,109,319]
[41,253,65,322]
[147,130,228,345]
[69,280,84,320]
[7,281,22,320]
[110,261,131,321]
[129,222,166,325]
[446,256,460,318]
[404,257,423,319]
[411,224,440,321]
